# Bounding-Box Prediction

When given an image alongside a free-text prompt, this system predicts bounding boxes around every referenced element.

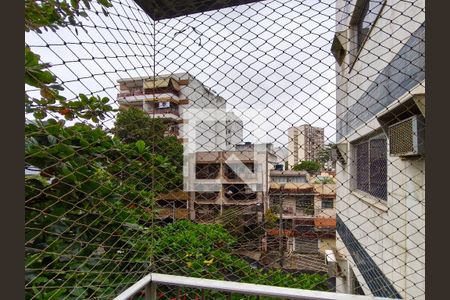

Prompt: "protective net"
[25,0,425,299]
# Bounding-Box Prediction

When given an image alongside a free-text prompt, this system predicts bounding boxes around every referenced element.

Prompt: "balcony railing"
[113,273,399,300]
[117,90,145,97]
[117,91,186,101]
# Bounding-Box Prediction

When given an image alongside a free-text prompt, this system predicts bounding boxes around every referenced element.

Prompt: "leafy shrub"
[292,160,321,173]
[152,220,329,299]
[25,120,181,298]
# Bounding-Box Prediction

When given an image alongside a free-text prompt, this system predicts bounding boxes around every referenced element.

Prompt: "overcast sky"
[25,0,338,147]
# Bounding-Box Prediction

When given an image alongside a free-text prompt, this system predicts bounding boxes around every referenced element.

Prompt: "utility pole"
[172,201,176,222]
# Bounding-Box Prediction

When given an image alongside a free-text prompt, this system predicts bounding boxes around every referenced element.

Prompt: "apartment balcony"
[146,108,181,120]
[194,192,220,202]
[294,208,315,218]
[224,184,258,202]
[117,90,153,103]
[114,273,396,300]
[117,90,188,104]
[117,90,145,98]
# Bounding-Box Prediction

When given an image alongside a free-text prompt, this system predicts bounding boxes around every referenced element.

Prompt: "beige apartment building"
[116,72,243,150]
[287,124,325,168]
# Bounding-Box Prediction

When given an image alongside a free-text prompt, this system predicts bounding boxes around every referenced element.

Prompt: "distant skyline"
[25,0,338,147]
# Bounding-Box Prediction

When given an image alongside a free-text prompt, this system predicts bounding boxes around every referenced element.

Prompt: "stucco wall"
[334,1,425,299]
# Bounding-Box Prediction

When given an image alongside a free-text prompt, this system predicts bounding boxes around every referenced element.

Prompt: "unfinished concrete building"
[117,72,243,149]
[190,150,267,226]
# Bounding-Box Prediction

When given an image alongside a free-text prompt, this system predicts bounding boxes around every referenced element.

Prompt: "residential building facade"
[287,124,325,168]
[331,0,425,299]
[266,170,336,257]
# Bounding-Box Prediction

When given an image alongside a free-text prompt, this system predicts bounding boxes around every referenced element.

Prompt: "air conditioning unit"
[388,115,425,157]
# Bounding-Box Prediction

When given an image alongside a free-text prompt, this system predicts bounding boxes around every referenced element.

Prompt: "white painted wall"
[334,1,425,299]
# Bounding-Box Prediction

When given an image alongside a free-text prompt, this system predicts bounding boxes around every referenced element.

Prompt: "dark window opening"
[322,199,334,209]
[357,0,384,48]
[350,0,385,66]
[295,196,314,215]
[224,184,257,201]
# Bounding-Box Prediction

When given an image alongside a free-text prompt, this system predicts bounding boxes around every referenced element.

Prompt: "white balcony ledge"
[113,273,400,300]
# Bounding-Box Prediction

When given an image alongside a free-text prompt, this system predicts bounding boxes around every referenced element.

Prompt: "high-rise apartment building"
[287,124,325,168]
[117,72,243,151]
[191,150,267,226]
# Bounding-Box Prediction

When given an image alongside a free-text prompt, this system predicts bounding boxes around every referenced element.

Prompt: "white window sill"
[351,190,388,212]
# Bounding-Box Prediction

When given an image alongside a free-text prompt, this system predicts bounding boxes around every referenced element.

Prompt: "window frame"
[353,133,388,201]
[321,198,334,209]
[348,0,386,71]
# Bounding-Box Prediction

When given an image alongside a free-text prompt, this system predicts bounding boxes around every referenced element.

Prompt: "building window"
[355,135,387,200]
[158,101,170,108]
[358,1,384,47]
[295,196,314,215]
[350,0,385,66]
[273,176,287,183]
[322,198,334,209]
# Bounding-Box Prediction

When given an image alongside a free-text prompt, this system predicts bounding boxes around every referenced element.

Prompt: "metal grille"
[388,115,426,157]
[25,0,425,299]
[355,137,387,200]
[356,141,370,193]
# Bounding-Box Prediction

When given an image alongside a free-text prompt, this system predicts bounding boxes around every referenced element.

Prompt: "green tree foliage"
[25,1,329,298]
[113,107,184,172]
[317,147,331,165]
[25,1,115,123]
[114,107,167,144]
[25,0,113,33]
[25,120,182,298]
[152,221,329,299]
[292,160,321,173]
[316,143,337,170]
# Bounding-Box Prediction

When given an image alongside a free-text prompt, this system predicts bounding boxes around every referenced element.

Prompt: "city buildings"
[117,72,243,150]
[287,124,325,168]
[331,0,425,298]
[235,142,279,166]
